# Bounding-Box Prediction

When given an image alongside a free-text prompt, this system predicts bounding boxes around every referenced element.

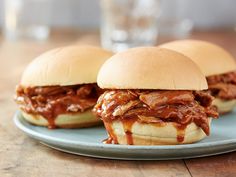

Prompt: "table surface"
[1,29,236,177]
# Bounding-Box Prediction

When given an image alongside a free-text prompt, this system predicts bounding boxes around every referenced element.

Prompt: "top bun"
[97,47,207,90]
[159,40,236,76]
[21,45,113,87]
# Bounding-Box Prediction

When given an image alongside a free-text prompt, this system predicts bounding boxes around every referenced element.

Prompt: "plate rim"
[40,142,236,160]
[14,110,236,150]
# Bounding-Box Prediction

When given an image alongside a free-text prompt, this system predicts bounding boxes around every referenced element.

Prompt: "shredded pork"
[207,71,236,100]
[15,84,103,119]
[93,90,218,135]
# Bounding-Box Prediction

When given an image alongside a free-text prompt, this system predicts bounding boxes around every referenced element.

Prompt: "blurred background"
[0,0,235,51]
[1,0,235,30]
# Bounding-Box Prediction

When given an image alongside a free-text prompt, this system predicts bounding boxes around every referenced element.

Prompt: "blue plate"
[14,110,236,160]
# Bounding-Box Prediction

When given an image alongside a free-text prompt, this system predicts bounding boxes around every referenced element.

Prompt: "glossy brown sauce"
[15,84,102,129]
[102,137,113,144]
[207,71,236,100]
[94,90,218,145]
[121,119,136,145]
[47,117,56,129]
[174,124,187,143]
[103,122,118,144]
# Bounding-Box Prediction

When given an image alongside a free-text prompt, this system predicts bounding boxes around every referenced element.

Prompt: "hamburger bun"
[21,45,113,87]
[212,98,236,114]
[159,39,236,76]
[104,119,211,145]
[18,45,113,128]
[98,47,207,90]
[21,110,101,128]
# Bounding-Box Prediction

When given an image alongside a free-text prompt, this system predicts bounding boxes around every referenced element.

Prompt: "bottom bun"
[213,98,236,114]
[21,109,101,128]
[104,118,211,145]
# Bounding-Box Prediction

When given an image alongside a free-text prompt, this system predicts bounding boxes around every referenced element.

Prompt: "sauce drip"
[103,119,188,144]
[121,119,136,145]
[174,124,187,143]
[41,108,59,129]
[103,122,118,144]
[47,117,56,129]
[125,131,133,145]
[102,137,113,144]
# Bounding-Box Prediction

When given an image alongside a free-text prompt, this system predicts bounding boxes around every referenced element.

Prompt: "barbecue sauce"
[93,89,219,145]
[103,122,118,144]
[174,124,187,143]
[121,119,136,145]
[15,84,101,129]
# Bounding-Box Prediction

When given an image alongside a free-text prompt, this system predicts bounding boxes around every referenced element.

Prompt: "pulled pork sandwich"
[15,45,113,128]
[160,40,236,114]
[93,47,218,145]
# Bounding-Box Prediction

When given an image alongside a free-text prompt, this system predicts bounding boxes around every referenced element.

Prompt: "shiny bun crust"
[159,40,236,76]
[213,98,236,114]
[21,110,101,128]
[21,45,113,87]
[105,119,211,145]
[98,47,207,90]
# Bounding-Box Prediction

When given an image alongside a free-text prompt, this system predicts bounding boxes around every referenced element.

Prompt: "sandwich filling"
[15,84,102,128]
[207,71,236,100]
[93,90,218,144]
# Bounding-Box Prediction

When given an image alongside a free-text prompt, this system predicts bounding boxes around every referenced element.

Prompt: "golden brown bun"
[98,47,207,90]
[21,109,102,128]
[105,119,211,145]
[21,45,113,87]
[159,40,236,76]
[213,98,236,114]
